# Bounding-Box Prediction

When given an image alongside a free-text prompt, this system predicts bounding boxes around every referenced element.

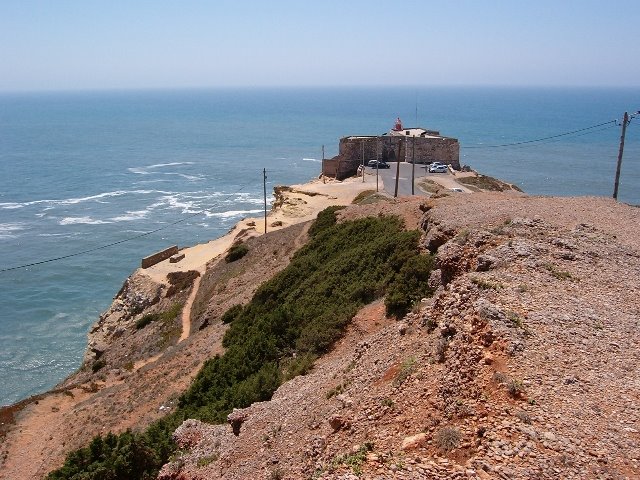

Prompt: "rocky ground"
[2,190,639,480]
[158,194,640,480]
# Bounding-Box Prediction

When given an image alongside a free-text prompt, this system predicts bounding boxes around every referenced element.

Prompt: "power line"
[495,123,619,150]
[461,119,617,149]
[1,180,259,274]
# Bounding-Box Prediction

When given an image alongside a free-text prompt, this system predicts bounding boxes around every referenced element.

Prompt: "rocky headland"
[1,171,639,480]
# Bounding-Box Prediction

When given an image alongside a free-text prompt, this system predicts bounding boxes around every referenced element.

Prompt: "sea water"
[1,87,638,405]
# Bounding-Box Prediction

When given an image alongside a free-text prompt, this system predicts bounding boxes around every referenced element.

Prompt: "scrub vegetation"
[47,207,434,480]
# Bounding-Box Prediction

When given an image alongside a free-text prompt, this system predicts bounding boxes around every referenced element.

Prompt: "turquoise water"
[1,87,638,405]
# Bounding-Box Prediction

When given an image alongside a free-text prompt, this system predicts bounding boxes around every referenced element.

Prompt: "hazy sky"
[1,0,639,91]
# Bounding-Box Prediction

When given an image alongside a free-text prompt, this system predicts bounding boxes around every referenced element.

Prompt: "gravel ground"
[160,194,640,480]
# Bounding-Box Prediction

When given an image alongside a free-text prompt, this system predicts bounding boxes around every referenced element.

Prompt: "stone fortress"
[322,118,460,180]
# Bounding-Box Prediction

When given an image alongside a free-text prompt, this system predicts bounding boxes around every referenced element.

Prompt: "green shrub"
[307,205,345,238]
[48,209,433,479]
[351,190,375,204]
[135,303,182,331]
[393,356,416,387]
[283,353,317,380]
[47,431,160,480]
[331,442,374,475]
[136,313,159,330]
[385,254,434,318]
[166,270,200,297]
[225,243,249,263]
[220,304,243,324]
[91,359,106,373]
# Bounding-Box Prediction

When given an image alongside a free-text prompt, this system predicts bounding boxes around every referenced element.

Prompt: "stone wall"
[402,136,460,166]
[323,133,460,179]
[141,245,179,268]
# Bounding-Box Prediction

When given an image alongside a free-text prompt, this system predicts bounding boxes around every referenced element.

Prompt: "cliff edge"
[2,187,639,480]
[158,194,640,479]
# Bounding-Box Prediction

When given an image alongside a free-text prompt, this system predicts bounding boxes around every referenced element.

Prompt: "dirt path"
[179,268,204,342]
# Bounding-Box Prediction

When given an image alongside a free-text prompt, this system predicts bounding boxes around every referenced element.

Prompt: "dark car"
[367,160,390,169]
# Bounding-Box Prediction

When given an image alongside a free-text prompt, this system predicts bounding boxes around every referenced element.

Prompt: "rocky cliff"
[159,194,640,479]
[2,192,639,480]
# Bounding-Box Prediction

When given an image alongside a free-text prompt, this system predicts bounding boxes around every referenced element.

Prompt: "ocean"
[1,87,638,406]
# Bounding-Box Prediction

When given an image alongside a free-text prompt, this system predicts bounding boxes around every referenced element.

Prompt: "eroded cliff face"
[84,271,164,364]
[0,220,308,480]
[158,195,640,480]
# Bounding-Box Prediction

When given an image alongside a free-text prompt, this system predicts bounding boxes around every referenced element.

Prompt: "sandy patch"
[141,175,381,285]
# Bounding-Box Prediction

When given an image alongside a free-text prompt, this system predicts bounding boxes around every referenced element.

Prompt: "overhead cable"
[461,119,617,149]
[0,180,258,273]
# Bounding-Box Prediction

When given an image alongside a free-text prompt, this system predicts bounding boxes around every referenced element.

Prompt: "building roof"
[388,127,441,138]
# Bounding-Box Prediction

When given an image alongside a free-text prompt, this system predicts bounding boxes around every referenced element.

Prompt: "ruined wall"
[141,245,179,268]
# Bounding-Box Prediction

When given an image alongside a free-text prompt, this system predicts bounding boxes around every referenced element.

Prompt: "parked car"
[367,160,390,169]
[429,164,448,173]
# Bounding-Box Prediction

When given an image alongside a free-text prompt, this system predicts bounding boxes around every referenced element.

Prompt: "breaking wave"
[205,209,263,219]
[59,217,111,225]
[0,223,25,239]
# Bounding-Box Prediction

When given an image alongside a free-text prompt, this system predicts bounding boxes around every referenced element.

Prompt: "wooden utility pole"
[394,139,401,198]
[263,168,267,233]
[411,136,416,195]
[362,140,365,182]
[613,112,629,201]
[376,137,379,192]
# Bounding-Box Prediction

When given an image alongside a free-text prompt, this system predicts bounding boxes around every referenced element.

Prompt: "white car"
[429,164,448,173]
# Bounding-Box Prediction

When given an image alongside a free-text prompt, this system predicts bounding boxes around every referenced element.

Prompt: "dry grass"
[435,427,461,451]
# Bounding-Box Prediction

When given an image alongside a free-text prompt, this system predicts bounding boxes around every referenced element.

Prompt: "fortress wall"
[322,133,460,178]
[400,136,460,168]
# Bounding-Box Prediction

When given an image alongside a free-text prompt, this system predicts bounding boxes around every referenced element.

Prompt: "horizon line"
[2,84,640,95]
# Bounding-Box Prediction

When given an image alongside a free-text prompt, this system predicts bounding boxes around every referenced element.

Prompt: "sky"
[1,0,639,92]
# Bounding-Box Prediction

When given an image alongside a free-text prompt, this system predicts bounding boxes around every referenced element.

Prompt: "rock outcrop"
[158,195,640,479]
[84,271,164,363]
[3,193,640,480]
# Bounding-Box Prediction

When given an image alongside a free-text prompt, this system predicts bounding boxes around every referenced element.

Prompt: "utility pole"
[376,137,379,192]
[411,136,416,195]
[394,138,401,198]
[613,112,629,201]
[613,110,639,200]
[613,112,640,200]
[263,168,267,233]
[362,140,365,182]
[321,145,325,183]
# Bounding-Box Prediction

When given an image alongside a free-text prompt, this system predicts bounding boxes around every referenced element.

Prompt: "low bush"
[385,253,434,318]
[306,205,344,238]
[435,427,461,451]
[135,313,159,330]
[393,357,416,387]
[91,359,106,373]
[135,303,182,330]
[283,353,317,380]
[166,270,200,297]
[225,243,249,263]
[220,304,242,324]
[351,190,375,204]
